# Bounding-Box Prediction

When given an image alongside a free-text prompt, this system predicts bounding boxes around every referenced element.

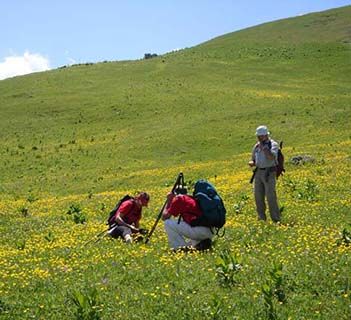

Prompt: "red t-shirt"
[167,195,203,224]
[116,199,141,225]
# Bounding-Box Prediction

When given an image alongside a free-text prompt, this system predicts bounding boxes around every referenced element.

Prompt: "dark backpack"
[107,195,133,227]
[276,141,285,179]
[190,180,226,230]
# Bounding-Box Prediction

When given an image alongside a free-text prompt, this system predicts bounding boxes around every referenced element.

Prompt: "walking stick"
[249,167,258,184]
[82,223,116,247]
[144,172,185,244]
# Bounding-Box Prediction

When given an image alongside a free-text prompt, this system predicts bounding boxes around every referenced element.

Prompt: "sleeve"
[118,200,134,217]
[270,140,279,160]
[251,144,257,161]
[167,196,182,217]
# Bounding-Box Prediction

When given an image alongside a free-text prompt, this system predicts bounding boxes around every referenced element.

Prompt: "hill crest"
[198,5,351,49]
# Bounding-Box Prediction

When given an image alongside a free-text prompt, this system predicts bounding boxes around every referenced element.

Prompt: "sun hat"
[255,125,270,136]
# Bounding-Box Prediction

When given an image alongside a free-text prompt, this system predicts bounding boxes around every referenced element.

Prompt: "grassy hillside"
[201,5,351,45]
[0,6,350,198]
[0,6,350,319]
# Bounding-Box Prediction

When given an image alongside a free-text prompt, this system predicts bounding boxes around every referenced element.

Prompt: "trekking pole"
[249,167,258,184]
[82,223,116,247]
[144,172,184,244]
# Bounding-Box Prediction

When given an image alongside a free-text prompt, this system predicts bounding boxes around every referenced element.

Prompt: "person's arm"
[162,211,172,220]
[263,140,278,161]
[115,212,139,232]
[256,140,275,161]
[115,202,140,232]
[162,193,176,220]
[262,149,274,160]
[249,144,258,167]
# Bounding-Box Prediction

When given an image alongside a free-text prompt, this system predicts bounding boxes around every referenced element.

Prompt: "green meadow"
[0,6,350,319]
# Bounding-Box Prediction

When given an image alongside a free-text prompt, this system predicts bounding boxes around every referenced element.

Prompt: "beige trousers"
[164,219,213,249]
[254,169,281,222]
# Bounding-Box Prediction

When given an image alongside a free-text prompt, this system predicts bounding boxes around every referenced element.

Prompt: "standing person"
[249,125,281,222]
[108,192,150,243]
[162,193,213,251]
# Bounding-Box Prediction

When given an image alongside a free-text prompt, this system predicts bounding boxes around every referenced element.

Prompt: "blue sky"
[0,0,350,79]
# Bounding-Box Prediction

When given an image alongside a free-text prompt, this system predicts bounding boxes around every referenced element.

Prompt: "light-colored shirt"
[252,139,278,168]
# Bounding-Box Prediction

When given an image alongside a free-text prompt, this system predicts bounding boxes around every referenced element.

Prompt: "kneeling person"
[108,192,149,243]
[162,193,213,250]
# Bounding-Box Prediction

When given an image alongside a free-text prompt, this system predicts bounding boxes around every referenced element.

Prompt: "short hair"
[138,192,150,201]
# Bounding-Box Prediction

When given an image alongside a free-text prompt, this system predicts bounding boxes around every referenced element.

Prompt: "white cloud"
[170,48,183,52]
[64,50,77,66]
[0,51,50,80]
[67,57,77,65]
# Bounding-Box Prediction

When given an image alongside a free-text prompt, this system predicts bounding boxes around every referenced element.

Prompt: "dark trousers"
[108,225,132,239]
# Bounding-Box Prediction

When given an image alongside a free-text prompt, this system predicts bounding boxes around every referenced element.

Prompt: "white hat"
[255,125,270,136]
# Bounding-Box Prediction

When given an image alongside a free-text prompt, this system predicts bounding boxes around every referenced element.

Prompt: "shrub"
[337,224,351,247]
[67,204,87,224]
[261,263,287,320]
[15,239,26,250]
[18,206,29,217]
[44,231,55,243]
[215,249,242,287]
[233,193,249,214]
[27,193,38,203]
[69,287,101,320]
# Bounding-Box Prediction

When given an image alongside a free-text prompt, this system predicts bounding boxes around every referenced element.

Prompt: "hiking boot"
[195,238,212,251]
[134,235,144,243]
[170,246,196,254]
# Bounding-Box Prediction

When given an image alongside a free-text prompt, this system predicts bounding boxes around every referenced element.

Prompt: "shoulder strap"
[177,215,182,224]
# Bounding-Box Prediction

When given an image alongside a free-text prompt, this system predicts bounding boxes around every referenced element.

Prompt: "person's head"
[255,125,270,143]
[136,192,150,207]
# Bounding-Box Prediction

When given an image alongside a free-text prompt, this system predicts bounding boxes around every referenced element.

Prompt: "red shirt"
[167,195,203,224]
[117,199,141,225]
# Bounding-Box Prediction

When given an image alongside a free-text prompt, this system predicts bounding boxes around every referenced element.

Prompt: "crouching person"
[162,193,213,251]
[108,192,150,243]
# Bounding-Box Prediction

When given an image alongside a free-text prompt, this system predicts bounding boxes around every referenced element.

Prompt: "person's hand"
[131,226,140,233]
[167,192,175,202]
[248,160,255,167]
[162,211,171,221]
[138,228,149,235]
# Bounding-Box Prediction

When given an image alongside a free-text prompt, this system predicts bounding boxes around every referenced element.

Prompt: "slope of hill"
[201,5,351,46]
[0,6,350,319]
[0,6,350,198]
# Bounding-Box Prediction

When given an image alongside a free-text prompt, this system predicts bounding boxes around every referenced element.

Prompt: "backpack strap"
[177,215,182,224]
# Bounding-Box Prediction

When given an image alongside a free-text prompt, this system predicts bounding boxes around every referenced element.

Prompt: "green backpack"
[190,180,226,229]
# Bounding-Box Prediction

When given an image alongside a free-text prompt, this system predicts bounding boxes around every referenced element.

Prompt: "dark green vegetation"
[0,6,350,320]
